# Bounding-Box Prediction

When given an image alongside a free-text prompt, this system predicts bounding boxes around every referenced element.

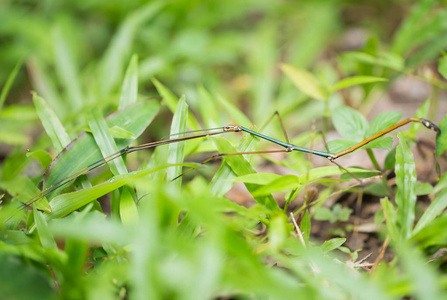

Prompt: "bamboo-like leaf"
[33,92,70,152]
[413,188,447,234]
[0,60,22,111]
[321,238,346,253]
[329,76,387,93]
[166,96,188,186]
[119,185,139,225]
[34,209,57,249]
[88,107,127,176]
[119,54,139,109]
[381,197,399,243]
[280,63,327,100]
[395,133,416,240]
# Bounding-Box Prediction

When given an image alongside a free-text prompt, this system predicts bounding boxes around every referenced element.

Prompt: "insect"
[10,113,439,217]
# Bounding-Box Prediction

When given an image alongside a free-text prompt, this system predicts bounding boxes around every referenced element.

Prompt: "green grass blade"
[34,209,57,249]
[280,63,327,100]
[88,107,127,175]
[33,92,70,152]
[413,188,447,234]
[166,96,188,186]
[0,59,22,112]
[395,133,417,241]
[381,197,399,242]
[119,54,139,109]
[329,76,387,93]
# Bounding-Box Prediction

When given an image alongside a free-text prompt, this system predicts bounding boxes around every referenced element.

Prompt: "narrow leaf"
[33,92,70,152]
[88,107,127,176]
[280,63,327,100]
[330,76,387,92]
[321,238,346,253]
[395,133,417,240]
[436,115,447,157]
[0,60,22,111]
[119,54,139,109]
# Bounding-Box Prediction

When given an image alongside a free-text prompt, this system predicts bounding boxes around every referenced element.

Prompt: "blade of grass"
[33,92,70,152]
[0,59,22,112]
[395,133,417,241]
[119,54,139,109]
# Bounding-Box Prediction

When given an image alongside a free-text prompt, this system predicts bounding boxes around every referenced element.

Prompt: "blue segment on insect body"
[240,127,334,159]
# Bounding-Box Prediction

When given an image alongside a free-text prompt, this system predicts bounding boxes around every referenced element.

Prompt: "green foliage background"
[1,0,447,299]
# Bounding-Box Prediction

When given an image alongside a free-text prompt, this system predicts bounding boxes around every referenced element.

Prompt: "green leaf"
[363,137,393,150]
[108,125,137,139]
[435,115,447,157]
[300,210,311,242]
[0,176,51,211]
[321,238,346,253]
[0,60,22,111]
[415,182,433,196]
[166,96,188,186]
[88,107,127,176]
[381,197,399,242]
[395,133,417,241]
[439,55,447,79]
[43,100,159,199]
[119,54,139,109]
[329,76,387,93]
[414,188,447,234]
[34,209,57,249]
[367,111,403,137]
[332,106,368,141]
[119,185,139,225]
[33,92,70,152]
[26,150,52,169]
[252,175,300,196]
[343,51,404,71]
[280,63,327,100]
[269,214,288,252]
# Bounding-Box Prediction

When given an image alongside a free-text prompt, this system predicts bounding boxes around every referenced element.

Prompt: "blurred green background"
[1,0,447,299]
